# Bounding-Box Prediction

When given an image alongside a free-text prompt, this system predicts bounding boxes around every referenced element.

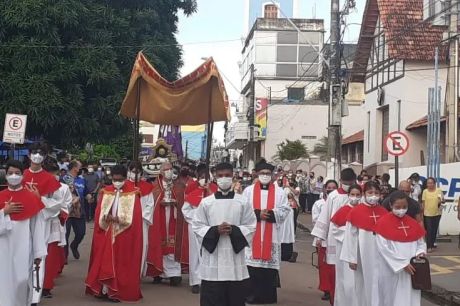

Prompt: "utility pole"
[328,0,342,180]
[247,64,256,170]
[446,0,459,162]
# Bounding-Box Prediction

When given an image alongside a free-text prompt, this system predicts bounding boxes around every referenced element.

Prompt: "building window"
[301,136,317,140]
[381,106,389,161]
[143,134,154,144]
[287,87,305,102]
[264,4,278,19]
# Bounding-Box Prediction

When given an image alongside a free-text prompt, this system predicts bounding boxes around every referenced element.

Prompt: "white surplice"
[140,192,154,277]
[341,222,380,306]
[311,190,349,264]
[331,204,358,306]
[311,198,326,248]
[280,188,296,244]
[182,201,201,286]
[0,208,47,306]
[32,189,64,303]
[192,193,257,281]
[243,184,291,270]
[376,235,426,306]
[49,183,72,247]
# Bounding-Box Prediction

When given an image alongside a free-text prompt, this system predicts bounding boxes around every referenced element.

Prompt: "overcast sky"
[176,0,366,144]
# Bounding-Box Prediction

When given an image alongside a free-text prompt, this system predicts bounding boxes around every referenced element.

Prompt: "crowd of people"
[0,144,452,306]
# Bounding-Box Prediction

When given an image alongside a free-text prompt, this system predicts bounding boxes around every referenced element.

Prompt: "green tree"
[273,139,309,161]
[312,136,329,160]
[0,0,197,149]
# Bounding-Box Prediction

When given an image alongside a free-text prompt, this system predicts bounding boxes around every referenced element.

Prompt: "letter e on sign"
[3,113,27,144]
[384,131,409,157]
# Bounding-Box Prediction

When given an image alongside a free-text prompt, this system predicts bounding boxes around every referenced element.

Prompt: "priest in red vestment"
[85,165,144,302]
[146,161,187,286]
[22,143,63,303]
[182,164,218,293]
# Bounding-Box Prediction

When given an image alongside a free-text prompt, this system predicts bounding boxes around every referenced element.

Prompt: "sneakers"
[169,277,182,287]
[288,252,298,263]
[152,276,162,284]
[42,289,53,298]
[321,292,331,301]
[70,241,80,260]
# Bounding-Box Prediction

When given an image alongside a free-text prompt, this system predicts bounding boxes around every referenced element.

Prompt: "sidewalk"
[297,213,460,306]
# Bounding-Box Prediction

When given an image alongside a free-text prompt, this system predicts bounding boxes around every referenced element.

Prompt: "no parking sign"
[385,131,409,157]
[2,113,27,144]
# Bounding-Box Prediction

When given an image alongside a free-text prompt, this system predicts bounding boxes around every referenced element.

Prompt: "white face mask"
[98,167,102,171]
[6,174,23,186]
[172,173,178,180]
[217,177,233,191]
[348,196,361,206]
[113,181,125,190]
[88,168,94,173]
[365,195,380,206]
[55,175,60,182]
[393,208,408,218]
[341,184,351,192]
[127,171,138,182]
[258,174,272,185]
[199,178,206,187]
[163,169,173,180]
[30,153,44,164]
[106,170,111,175]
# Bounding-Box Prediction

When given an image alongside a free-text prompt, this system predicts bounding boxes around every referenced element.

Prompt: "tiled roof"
[342,130,364,145]
[351,0,448,82]
[406,115,447,130]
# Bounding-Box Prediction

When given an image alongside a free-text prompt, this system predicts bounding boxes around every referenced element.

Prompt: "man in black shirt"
[382,181,423,224]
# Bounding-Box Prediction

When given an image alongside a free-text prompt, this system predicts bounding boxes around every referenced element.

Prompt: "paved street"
[39,222,440,306]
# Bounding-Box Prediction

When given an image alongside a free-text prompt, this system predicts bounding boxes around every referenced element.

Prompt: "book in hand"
[410,256,432,290]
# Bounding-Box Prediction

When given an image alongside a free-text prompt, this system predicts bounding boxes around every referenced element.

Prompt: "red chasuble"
[347,204,388,232]
[23,169,61,196]
[331,204,353,227]
[146,178,187,277]
[252,182,276,261]
[85,183,143,302]
[185,181,218,207]
[0,188,44,221]
[375,213,425,242]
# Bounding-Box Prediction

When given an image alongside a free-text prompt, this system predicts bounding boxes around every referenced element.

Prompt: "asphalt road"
[41,223,439,306]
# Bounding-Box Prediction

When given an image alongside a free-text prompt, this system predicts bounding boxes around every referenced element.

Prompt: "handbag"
[410,256,432,290]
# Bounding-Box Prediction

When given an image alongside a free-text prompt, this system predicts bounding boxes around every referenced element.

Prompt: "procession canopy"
[120,51,231,125]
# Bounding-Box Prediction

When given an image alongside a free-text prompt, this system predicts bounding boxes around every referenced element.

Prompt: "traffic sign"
[385,131,409,157]
[3,113,27,144]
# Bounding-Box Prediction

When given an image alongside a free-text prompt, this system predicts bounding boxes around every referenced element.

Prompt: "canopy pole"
[205,85,213,181]
[133,78,141,161]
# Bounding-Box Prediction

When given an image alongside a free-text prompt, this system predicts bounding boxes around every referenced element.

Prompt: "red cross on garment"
[398,222,410,237]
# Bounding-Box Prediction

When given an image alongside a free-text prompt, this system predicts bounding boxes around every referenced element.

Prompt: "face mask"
[98,167,102,171]
[199,178,206,187]
[259,174,272,185]
[127,171,138,182]
[88,168,94,173]
[392,208,408,218]
[6,174,23,186]
[217,177,233,191]
[30,153,44,164]
[326,190,334,195]
[113,181,125,190]
[349,196,361,206]
[172,173,178,180]
[342,184,350,192]
[55,175,60,182]
[106,170,111,175]
[163,170,173,180]
[365,195,380,206]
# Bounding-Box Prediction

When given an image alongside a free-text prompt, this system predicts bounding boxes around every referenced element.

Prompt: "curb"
[423,284,460,306]
[298,221,460,305]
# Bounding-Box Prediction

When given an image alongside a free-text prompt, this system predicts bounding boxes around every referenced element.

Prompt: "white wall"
[363,61,448,169]
[389,163,460,235]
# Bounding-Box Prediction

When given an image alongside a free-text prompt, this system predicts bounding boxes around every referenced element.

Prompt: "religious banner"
[159,125,183,159]
[255,98,268,139]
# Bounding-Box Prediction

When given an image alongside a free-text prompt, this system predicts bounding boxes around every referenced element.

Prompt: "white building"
[350,0,455,175]
[226,2,365,168]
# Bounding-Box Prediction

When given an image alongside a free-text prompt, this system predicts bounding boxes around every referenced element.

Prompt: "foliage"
[312,136,329,160]
[273,139,309,161]
[0,0,197,149]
